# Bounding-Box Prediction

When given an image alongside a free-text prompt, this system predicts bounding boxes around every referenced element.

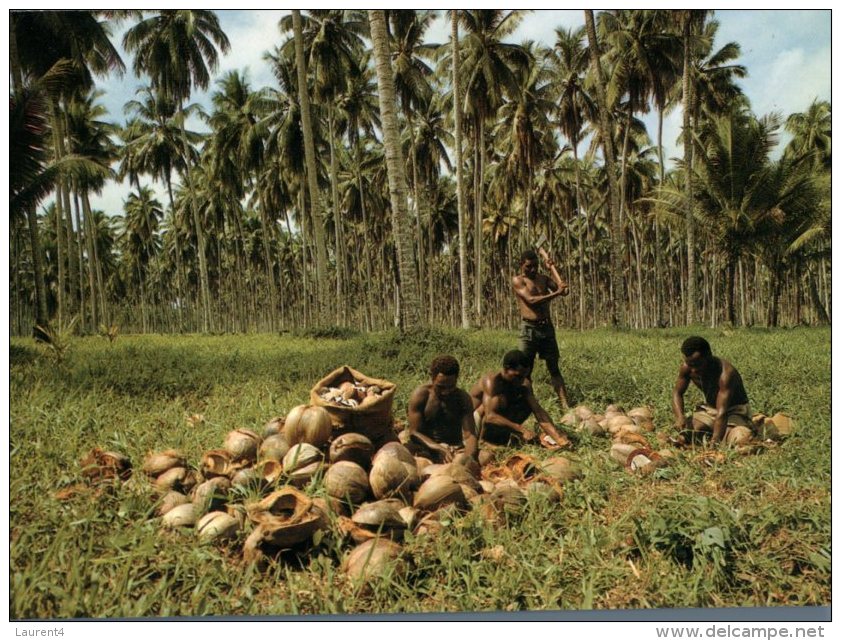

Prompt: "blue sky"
[87,8,832,217]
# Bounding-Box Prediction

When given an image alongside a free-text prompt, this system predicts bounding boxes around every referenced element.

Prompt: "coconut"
[477,449,496,467]
[329,433,375,469]
[161,502,201,528]
[398,506,419,529]
[142,450,185,477]
[421,463,449,479]
[579,417,606,437]
[539,456,582,482]
[451,454,481,478]
[154,466,190,493]
[605,404,625,414]
[628,406,654,422]
[282,443,323,474]
[157,490,190,517]
[414,456,434,476]
[231,466,264,489]
[196,511,240,543]
[80,448,132,484]
[246,487,327,547]
[343,539,404,586]
[413,475,466,511]
[369,443,419,500]
[286,461,325,488]
[351,499,407,533]
[224,428,261,462]
[192,477,231,512]
[263,416,285,438]
[479,480,495,494]
[610,442,637,466]
[324,461,370,505]
[560,410,579,427]
[767,413,795,438]
[200,449,232,478]
[573,405,595,421]
[606,414,636,434]
[282,404,333,447]
[259,434,291,462]
[261,459,283,484]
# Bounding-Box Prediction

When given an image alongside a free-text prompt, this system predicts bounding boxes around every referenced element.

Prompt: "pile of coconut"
[316,380,384,409]
[78,403,583,587]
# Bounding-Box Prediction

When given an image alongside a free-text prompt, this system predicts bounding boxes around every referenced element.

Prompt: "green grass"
[9,327,830,617]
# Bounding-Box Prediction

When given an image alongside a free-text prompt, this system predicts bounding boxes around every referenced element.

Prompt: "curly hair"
[681,336,712,357]
[429,354,460,377]
[520,249,538,264]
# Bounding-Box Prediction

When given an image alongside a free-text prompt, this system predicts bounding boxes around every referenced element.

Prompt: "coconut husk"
[80,448,132,484]
[247,487,328,548]
[142,449,185,477]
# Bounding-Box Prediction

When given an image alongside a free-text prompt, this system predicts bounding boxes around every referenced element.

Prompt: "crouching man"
[672,336,753,447]
[470,349,569,449]
[402,355,479,463]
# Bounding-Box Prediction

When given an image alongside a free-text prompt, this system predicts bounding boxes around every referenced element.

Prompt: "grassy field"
[9,326,830,617]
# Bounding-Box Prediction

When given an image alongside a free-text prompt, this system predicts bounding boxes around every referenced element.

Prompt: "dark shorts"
[519,320,560,366]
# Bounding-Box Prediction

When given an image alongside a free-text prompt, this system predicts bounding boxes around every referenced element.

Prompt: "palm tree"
[206,70,282,327]
[290,9,329,321]
[11,10,125,330]
[449,9,530,321]
[369,9,422,329]
[584,9,624,327]
[123,9,230,332]
[119,187,163,331]
[450,10,470,329]
[550,26,597,329]
[121,87,205,324]
[785,99,831,168]
[64,89,118,329]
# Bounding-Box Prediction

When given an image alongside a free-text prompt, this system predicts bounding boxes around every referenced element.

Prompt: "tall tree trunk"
[293,9,328,323]
[328,107,345,325]
[475,117,485,321]
[584,9,624,327]
[655,109,665,326]
[369,9,421,330]
[682,18,697,325]
[257,191,278,331]
[177,119,212,333]
[451,11,470,329]
[572,141,586,331]
[82,193,108,326]
[71,188,87,332]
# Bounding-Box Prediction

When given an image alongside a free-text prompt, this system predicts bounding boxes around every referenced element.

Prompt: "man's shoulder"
[409,383,432,402]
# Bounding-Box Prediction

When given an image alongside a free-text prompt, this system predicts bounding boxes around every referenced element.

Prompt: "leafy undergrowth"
[9,327,830,617]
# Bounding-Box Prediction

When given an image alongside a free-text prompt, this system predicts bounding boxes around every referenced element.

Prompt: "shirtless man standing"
[512,249,571,408]
[470,350,569,448]
[672,336,753,447]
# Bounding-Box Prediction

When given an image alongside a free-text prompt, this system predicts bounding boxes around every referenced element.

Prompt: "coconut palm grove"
[8,9,831,620]
[9,9,831,335]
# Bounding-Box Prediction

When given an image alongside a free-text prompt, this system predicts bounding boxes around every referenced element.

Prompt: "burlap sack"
[310,366,397,449]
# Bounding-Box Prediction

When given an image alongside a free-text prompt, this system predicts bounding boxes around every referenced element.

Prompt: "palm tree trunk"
[407,115,425,321]
[293,9,328,323]
[355,154,375,332]
[369,9,421,330]
[72,189,87,331]
[255,190,278,330]
[475,117,485,321]
[327,107,345,325]
[682,19,696,326]
[584,9,624,327]
[655,109,665,326]
[81,193,108,326]
[451,11,470,329]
